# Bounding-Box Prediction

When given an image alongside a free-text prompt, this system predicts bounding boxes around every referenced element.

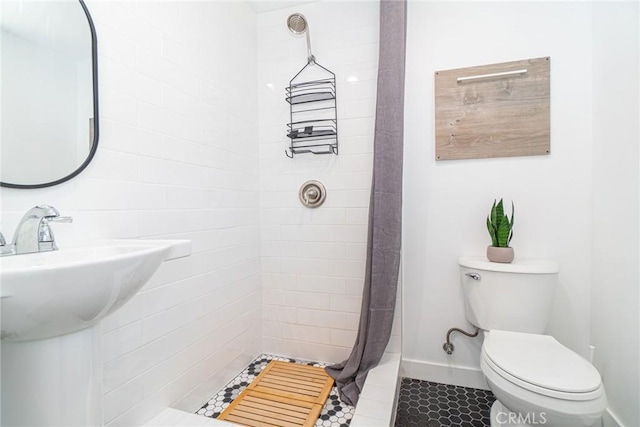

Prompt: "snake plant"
[486,199,514,248]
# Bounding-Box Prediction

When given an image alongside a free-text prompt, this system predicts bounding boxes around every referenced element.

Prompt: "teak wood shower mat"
[218,360,335,427]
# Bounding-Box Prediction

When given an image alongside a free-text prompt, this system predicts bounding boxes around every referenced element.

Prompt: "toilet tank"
[459,256,559,333]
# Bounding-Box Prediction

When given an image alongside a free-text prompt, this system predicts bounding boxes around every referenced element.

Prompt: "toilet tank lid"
[458,256,559,274]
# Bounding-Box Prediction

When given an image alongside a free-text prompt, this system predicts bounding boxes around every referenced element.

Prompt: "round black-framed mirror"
[0,0,99,189]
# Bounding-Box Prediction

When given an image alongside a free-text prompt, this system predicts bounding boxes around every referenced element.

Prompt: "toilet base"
[490,400,548,427]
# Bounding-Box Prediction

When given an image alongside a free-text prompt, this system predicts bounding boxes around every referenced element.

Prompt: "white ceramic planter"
[486,246,514,263]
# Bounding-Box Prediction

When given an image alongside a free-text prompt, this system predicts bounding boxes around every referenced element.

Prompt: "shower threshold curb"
[350,352,402,427]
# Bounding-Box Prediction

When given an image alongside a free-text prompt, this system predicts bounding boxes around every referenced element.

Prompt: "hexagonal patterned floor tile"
[196,354,354,427]
[394,378,495,427]
[197,358,494,427]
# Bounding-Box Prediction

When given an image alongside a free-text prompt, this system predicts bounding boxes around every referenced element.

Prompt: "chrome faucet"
[2,205,73,256]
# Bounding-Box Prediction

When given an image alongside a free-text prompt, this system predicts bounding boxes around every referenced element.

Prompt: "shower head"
[287,13,308,35]
[287,13,315,63]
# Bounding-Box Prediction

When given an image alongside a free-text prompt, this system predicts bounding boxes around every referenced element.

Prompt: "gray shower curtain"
[325,0,406,407]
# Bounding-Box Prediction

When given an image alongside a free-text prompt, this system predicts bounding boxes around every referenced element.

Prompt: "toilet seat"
[482,331,604,401]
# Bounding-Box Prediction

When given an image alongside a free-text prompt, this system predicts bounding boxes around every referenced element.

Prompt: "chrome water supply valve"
[442,326,480,355]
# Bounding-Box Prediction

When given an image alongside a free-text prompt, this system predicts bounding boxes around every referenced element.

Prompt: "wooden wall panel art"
[435,57,550,160]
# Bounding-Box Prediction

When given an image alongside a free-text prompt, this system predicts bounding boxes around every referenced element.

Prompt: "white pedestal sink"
[0,239,191,426]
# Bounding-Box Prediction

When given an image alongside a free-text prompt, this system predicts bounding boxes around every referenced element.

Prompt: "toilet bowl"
[459,257,607,427]
[481,330,607,427]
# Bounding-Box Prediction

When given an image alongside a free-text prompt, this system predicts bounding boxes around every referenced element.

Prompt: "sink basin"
[0,239,191,341]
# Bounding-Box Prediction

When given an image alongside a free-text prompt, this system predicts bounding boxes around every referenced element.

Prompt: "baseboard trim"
[602,407,624,427]
[401,358,489,390]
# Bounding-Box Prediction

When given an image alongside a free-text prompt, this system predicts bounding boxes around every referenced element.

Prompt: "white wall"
[0,1,260,425]
[403,3,640,424]
[403,1,595,384]
[257,0,401,364]
[590,3,639,426]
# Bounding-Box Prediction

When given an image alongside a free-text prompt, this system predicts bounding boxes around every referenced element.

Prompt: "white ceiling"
[246,0,318,14]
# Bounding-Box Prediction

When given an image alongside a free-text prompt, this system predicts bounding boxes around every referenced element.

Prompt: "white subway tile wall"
[0,1,402,424]
[257,1,402,364]
[97,1,262,420]
[0,1,260,425]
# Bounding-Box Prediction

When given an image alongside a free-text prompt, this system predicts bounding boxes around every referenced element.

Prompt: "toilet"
[459,256,607,427]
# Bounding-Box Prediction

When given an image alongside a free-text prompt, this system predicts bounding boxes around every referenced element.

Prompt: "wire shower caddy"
[285,61,338,158]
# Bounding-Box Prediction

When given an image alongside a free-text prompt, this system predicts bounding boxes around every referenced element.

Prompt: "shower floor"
[196,354,354,427]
